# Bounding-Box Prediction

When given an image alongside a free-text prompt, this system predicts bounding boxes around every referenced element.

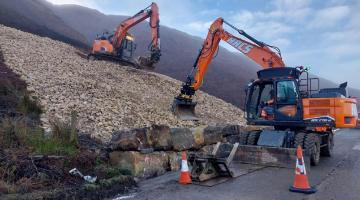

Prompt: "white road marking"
[112,194,136,200]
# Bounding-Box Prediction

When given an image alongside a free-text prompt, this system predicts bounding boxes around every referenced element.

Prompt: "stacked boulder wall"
[110,125,246,152]
[0,25,245,141]
[109,124,249,178]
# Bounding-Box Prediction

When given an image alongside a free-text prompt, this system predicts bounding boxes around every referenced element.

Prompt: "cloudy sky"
[47,0,360,88]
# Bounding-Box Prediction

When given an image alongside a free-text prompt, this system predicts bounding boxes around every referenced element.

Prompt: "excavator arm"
[112,2,161,65]
[173,17,285,120]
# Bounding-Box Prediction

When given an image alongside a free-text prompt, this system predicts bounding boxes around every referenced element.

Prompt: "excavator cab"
[246,67,306,127]
[89,32,136,63]
[115,33,136,61]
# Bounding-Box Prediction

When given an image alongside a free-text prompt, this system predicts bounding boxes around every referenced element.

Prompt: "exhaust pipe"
[172,98,199,121]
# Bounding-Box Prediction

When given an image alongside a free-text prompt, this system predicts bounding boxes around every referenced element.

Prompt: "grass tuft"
[0,111,80,156]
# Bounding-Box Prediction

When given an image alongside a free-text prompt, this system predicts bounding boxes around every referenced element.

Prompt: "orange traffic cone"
[289,145,316,194]
[179,151,192,185]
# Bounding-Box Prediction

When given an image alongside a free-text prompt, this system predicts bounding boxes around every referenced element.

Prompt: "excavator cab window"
[276,81,298,104]
[247,82,274,120]
[274,80,301,121]
[118,39,135,60]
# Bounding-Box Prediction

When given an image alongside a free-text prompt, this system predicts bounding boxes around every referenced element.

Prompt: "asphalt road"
[114,128,360,200]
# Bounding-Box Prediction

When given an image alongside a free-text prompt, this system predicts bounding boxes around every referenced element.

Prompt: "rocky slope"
[0,25,245,141]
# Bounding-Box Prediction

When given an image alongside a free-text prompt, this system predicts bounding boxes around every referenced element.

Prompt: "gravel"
[0,25,245,141]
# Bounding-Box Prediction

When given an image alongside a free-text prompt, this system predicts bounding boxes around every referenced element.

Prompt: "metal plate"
[192,163,266,187]
[257,130,287,147]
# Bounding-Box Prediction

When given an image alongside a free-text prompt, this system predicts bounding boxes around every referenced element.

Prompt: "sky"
[47,0,360,88]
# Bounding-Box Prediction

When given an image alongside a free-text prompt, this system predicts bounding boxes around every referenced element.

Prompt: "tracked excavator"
[172,17,358,185]
[87,2,161,68]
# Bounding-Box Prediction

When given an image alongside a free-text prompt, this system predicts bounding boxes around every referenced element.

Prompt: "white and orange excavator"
[88,2,161,68]
[172,18,357,183]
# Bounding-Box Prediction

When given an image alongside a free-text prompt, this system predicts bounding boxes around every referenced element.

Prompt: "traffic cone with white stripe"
[289,145,316,194]
[179,151,192,185]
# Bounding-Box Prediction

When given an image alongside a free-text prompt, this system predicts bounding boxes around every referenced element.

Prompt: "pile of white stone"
[0,25,245,141]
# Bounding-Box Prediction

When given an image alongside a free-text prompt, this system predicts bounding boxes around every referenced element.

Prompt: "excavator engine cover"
[172,98,199,121]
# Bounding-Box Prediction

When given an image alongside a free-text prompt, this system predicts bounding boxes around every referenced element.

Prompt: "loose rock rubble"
[0,25,246,141]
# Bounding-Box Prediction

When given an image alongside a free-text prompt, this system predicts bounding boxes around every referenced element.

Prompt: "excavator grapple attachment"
[172,99,199,121]
[189,142,266,186]
[188,142,310,186]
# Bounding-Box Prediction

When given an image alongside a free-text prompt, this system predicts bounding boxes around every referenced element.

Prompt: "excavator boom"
[172,17,284,120]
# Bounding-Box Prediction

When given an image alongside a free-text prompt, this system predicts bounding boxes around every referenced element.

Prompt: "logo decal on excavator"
[227,37,254,54]
[209,24,217,33]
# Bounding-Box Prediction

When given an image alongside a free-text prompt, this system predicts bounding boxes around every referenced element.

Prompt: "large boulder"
[109,151,170,178]
[190,126,206,147]
[170,128,197,151]
[146,125,172,150]
[224,134,240,144]
[167,152,181,171]
[110,128,149,151]
[203,126,225,145]
[222,125,244,136]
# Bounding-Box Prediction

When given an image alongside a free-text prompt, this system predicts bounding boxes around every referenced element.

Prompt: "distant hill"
[1,0,359,109]
[0,0,88,49]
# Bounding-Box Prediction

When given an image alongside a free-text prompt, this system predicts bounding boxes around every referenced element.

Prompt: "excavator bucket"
[137,56,155,69]
[172,99,199,121]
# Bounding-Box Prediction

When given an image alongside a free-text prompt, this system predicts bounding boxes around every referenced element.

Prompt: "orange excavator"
[172,17,358,176]
[87,2,161,68]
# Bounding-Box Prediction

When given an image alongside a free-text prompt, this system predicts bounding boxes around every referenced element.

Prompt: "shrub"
[50,111,79,146]
[16,94,43,122]
[0,115,79,156]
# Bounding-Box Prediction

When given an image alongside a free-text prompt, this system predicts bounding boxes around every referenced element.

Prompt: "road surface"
[114,128,360,200]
